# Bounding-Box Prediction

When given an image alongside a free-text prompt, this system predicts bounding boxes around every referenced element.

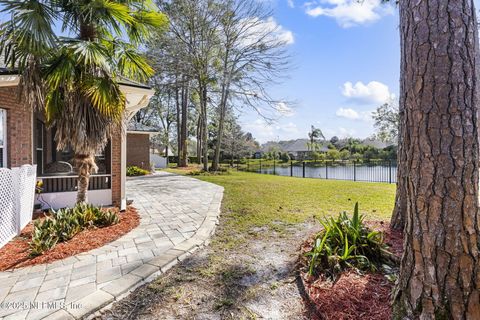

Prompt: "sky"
[3,0,479,144]
[239,0,401,143]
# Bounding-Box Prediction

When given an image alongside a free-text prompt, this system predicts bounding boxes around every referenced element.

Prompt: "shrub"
[326,149,340,160]
[306,203,388,278]
[126,166,150,176]
[280,152,290,162]
[29,204,119,256]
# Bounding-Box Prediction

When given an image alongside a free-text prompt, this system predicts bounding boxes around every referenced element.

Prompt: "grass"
[106,168,396,319]
[165,168,395,236]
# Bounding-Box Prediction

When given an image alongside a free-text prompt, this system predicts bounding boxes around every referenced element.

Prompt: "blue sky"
[239,0,401,143]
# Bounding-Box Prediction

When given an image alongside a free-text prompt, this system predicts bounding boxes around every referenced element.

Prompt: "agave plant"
[0,0,168,203]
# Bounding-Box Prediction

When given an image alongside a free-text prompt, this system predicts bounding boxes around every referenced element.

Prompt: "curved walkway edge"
[0,172,223,320]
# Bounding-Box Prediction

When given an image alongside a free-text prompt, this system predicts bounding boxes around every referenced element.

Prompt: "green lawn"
[166,169,395,234]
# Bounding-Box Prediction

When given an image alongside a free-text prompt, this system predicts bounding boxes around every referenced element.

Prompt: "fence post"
[353,160,356,181]
[290,160,293,177]
[389,160,392,184]
[303,161,306,178]
[326,161,328,179]
[273,156,276,175]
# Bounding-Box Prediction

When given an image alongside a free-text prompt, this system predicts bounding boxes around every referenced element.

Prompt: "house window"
[35,120,45,175]
[0,109,6,168]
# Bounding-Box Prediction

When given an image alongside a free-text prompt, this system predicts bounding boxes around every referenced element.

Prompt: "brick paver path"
[0,172,223,320]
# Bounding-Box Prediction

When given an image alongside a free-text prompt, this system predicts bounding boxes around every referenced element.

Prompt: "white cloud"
[305,0,393,28]
[342,81,395,105]
[274,102,295,117]
[335,107,373,121]
[287,0,295,8]
[240,17,295,47]
[322,126,357,138]
[242,119,302,142]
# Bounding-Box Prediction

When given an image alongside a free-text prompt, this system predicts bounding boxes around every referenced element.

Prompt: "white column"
[120,128,127,211]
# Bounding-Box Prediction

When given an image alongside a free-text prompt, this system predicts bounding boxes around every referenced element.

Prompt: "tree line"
[136,0,291,171]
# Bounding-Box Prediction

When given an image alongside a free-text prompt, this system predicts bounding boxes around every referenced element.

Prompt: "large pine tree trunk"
[394,0,480,318]
[390,109,406,230]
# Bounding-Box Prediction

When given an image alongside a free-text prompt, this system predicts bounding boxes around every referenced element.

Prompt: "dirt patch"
[298,222,403,320]
[97,220,321,320]
[0,206,140,271]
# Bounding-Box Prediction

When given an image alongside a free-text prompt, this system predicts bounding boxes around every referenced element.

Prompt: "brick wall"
[127,133,150,170]
[0,87,32,168]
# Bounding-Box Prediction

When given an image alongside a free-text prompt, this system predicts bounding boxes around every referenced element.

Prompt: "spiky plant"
[0,0,168,202]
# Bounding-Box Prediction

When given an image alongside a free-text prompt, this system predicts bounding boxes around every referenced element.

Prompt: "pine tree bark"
[390,108,406,231]
[394,0,480,318]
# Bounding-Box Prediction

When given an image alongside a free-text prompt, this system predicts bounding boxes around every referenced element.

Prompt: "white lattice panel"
[16,165,37,230]
[0,168,17,249]
[0,165,37,249]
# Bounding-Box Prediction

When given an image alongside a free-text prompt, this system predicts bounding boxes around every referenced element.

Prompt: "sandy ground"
[97,221,320,320]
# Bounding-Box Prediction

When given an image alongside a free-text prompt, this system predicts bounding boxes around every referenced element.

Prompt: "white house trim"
[0,75,20,87]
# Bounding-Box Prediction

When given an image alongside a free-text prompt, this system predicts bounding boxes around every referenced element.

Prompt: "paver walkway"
[0,172,223,320]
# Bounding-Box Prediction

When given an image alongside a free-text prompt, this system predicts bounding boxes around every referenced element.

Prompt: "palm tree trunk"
[75,154,97,204]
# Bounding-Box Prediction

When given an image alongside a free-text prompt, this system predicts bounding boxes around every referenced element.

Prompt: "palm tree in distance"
[307,125,325,152]
[0,0,168,203]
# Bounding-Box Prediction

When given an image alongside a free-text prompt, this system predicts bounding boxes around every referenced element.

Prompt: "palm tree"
[307,125,325,151]
[0,0,167,203]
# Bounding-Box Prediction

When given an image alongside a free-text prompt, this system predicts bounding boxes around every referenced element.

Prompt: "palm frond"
[0,0,57,60]
[114,41,153,81]
[81,76,125,121]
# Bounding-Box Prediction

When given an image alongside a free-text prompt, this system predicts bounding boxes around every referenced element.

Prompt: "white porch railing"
[0,165,37,249]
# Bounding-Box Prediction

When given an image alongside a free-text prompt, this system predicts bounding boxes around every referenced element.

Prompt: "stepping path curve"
[0,172,223,320]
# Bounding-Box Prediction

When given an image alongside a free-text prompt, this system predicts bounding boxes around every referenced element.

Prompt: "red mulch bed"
[299,221,403,320]
[0,206,140,271]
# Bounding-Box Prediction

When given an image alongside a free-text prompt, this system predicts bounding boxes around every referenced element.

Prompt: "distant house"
[259,139,329,160]
[362,137,395,149]
[281,139,328,159]
[127,122,159,170]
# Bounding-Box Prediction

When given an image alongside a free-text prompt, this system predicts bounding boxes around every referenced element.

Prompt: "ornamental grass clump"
[126,166,150,176]
[307,203,389,279]
[30,204,119,256]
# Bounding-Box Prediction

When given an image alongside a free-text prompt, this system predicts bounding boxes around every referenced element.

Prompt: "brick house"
[0,71,154,210]
[127,122,158,170]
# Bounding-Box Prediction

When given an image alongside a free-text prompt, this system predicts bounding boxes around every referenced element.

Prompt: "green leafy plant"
[306,203,388,278]
[127,166,150,176]
[94,210,120,227]
[30,218,59,256]
[29,204,119,256]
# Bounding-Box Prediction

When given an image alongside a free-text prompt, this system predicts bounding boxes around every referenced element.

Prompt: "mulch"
[299,221,403,320]
[0,206,140,271]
